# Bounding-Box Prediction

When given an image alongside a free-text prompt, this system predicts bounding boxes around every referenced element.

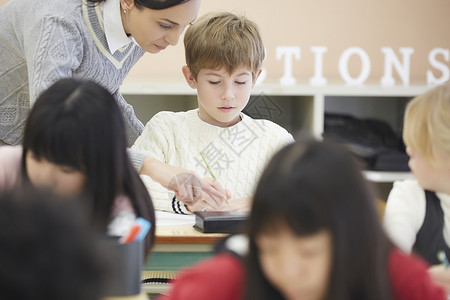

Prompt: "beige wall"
[2,0,449,86]
[128,0,450,86]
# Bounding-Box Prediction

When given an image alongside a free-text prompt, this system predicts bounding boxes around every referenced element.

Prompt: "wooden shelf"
[363,170,413,183]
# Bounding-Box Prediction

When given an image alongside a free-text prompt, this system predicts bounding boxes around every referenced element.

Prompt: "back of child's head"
[22,79,128,223]
[245,140,392,300]
[23,78,127,179]
[21,78,155,255]
[184,11,265,80]
[403,82,450,164]
[0,187,106,300]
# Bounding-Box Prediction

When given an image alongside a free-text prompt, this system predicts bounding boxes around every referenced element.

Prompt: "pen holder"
[100,236,144,297]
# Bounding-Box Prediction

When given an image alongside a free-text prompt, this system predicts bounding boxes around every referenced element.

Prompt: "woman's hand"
[185,177,231,211]
[140,157,230,206]
[168,172,203,205]
[140,157,203,203]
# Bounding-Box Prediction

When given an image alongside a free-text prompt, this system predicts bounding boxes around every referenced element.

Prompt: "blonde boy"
[132,12,293,214]
[384,82,450,266]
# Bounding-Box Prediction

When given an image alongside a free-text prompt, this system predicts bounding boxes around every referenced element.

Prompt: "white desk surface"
[104,292,149,300]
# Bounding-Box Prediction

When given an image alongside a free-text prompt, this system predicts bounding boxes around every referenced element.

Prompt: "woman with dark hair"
[0,78,155,256]
[0,0,200,146]
[158,140,446,300]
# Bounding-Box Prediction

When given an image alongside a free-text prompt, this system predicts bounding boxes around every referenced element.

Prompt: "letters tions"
[265,46,449,87]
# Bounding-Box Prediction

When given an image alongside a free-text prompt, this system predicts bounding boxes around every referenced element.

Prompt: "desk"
[104,293,149,300]
[145,225,226,271]
[142,212,228,295]
[155,224,227,247]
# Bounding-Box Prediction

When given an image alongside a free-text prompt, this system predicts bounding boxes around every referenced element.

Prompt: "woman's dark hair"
[244,140,392,300]
[22,78,155,256]
[87,0,191,10]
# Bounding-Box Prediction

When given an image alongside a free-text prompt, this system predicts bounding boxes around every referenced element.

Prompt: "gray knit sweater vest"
[0,0,146,146]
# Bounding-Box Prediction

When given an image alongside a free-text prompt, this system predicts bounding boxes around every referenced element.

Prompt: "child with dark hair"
[0,188,106,300]
[159,141,445,300]
[0,78,155,256]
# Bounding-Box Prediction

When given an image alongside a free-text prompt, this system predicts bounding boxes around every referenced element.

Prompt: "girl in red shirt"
[161,140,446,300]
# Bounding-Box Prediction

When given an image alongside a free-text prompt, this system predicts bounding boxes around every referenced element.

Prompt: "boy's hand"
[216,197,251,212]
[186,195,251,213]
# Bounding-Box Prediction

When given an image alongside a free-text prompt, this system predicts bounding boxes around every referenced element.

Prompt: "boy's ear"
[182,66,197,89]
[252,69,263,87]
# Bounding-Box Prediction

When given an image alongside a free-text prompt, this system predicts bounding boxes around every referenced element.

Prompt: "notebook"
[193,211,249,233]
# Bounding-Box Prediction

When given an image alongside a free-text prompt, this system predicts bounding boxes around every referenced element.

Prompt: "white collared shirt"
[100,0,139,54]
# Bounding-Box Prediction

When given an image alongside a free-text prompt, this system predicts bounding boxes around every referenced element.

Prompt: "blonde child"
[384,82,450,292]
[132,12,293,214]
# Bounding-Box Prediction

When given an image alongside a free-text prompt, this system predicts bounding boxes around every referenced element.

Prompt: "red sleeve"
[157,253,244,300]
[389,249,446,300]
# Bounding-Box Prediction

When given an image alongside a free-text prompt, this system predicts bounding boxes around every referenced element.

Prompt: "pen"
[120,223,141,244]
[437,250,449,268]
[200,152,216,179]
[200,152,229,207]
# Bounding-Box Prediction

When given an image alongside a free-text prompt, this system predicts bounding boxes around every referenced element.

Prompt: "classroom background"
[1,0,449,199]
[1,1,449,298]
[122,0,450,85]
[116,0,449,200]
[115,0,450,130]
[1,0,449,195]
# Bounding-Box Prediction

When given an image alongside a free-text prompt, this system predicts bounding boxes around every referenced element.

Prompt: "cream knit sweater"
[132,109,294,214]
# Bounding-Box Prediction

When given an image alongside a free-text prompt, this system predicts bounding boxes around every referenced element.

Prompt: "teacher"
[0,0,201,146]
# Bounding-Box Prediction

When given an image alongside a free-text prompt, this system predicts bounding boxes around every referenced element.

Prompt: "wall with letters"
[1,0,448,87]
[126,0,450,87]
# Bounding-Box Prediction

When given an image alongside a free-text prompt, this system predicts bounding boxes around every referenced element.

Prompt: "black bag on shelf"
[323,113,410,172]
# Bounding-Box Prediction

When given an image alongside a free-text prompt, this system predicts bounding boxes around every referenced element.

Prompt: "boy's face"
[406,145,450,192]
[184,66,259,127]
